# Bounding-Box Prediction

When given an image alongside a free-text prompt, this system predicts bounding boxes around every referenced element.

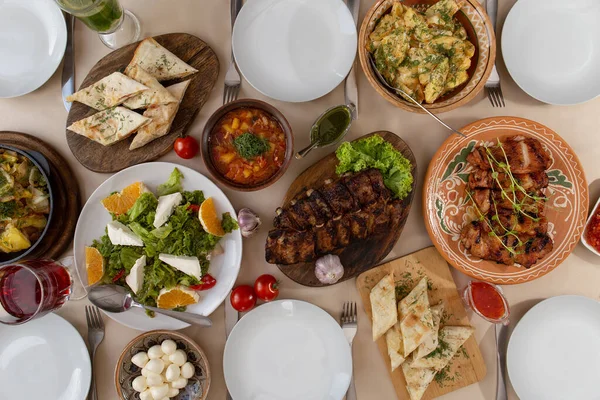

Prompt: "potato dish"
[368,0,475,104]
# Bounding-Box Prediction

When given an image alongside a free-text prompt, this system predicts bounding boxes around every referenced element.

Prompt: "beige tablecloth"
[1,0,600,399]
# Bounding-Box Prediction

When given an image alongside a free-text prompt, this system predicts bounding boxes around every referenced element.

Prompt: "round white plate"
[232,0,357,103]
[0,0,67,98]
[73,162,243,331]
[507,295,600,400]
[224,300,352,400]
[0,313,91,400]
[502,0,600,105]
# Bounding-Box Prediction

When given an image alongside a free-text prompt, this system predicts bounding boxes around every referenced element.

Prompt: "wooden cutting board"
[356,247,487,400]
[276,131,417,287]
[66,33,219,173]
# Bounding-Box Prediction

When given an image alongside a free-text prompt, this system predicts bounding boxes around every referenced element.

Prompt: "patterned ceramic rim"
[115,331,211,400]
[361,0,495,112]
[423,117,589,284]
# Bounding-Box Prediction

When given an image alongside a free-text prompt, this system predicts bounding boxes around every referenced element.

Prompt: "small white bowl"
[581,197,600,256]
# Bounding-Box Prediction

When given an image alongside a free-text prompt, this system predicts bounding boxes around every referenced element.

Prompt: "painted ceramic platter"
[423,117,588,284]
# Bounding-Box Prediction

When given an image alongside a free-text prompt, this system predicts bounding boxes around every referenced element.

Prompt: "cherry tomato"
[174,136,199,159]
[187,204,200,213]
[190,274,217,291]
[230,285,256,312]
[254,274,279,302]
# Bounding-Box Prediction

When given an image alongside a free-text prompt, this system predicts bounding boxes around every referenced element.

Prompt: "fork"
[85,305,105,400]
[223,0,243,105]
[341,302,358,400]
[484,0,505,107]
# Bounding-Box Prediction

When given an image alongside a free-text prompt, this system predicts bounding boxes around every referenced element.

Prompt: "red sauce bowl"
[463,281,510,324]
[201,99,294,192]
[581,196,600,256]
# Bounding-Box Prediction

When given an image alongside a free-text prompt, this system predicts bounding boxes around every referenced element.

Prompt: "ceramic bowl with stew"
[201,99,293,191]
[115,330,210,400]
[358,0,496,113]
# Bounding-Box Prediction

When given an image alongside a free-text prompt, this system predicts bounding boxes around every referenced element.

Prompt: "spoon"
[88,285,212,327]
[368,56,466,138]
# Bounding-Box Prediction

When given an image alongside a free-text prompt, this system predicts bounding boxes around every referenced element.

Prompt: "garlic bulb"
[315,255,344,285]
[238,208,261,238]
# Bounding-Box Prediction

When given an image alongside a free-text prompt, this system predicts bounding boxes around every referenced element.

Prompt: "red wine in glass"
[0,259,72,325]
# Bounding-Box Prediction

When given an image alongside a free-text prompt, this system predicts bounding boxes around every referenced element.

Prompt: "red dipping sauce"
[584,208,600,253]
[464,281,509,323]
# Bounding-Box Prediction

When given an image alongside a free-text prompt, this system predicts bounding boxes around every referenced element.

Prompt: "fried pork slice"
[468,168,549,191]
[493,209,548,237]
[273,207,300,230]
[514,234,553,267]
[315,221,337,254]
[342,171,378,207]
[320,180,359,216]
[469,189,547,216]
[346,210,373,241]
[460,221,516,265]
[306,189,334,222]
[364,168,392,201]
[467,137,552,174]
[287,197,323,230]
[265,229,315,265]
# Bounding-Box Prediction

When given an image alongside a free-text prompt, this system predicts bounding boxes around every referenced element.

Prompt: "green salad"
[91,168,238,310]
[336,134,413,199]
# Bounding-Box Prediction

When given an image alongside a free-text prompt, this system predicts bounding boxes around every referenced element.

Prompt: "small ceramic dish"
[115,330,210,400]
[581,197,600,257]
[359,0,496,114]
[201,99,294,192]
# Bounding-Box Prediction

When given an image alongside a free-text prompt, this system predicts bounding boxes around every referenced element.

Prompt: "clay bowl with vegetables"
[201,99,293,192]
[116,330,210,400]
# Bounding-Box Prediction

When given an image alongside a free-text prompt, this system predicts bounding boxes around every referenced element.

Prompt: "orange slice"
[157,286,200,309]
[199,197,225,237]
[85,246,105,285]
[101,182,147,215]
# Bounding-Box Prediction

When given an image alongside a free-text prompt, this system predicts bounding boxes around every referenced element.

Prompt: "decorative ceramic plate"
[423,117,588,284]
[116,330,210,400]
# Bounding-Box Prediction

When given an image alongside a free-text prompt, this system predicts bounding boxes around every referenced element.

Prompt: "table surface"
[2,1,600,399]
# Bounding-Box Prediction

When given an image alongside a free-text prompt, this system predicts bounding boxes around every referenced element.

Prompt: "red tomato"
[254,274,279,302]
[174,136,199,159]
[230,285,256,312]
[190,274,217,291]
[187,204,200,213]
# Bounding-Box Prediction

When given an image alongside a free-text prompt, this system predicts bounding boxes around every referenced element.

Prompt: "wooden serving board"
[277,131,417,287]
[0,132,81,262]
[356,247,487,400]
[66,33,219,173]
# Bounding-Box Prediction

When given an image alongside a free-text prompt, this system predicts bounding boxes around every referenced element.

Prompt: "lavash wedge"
[67,107,150,146]
[370,273,398,341]
[66,72,149,110]
[125,37,197,81]
[401,359,436,400]
[385,322,406,371]
[414,302,444,360]
[398,278,435,356]
[129,80,191,150]
[410,325,474,370]
[123,65,178,109]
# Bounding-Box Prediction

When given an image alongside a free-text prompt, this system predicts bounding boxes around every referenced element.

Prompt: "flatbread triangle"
[410,325,474,370]
[66,72,149,110]
[122,65,178,109]
[370,273,398,341]
[125,37,198,81]
[414,302,444,360]
[402,359,436,400]
[67,107,150,146]
[398,277,435,356]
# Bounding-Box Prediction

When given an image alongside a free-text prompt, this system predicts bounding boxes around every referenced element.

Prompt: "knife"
[225,294,239,400]
[495,323,509,400]
[344,0,359,119]
[61,13,75,112]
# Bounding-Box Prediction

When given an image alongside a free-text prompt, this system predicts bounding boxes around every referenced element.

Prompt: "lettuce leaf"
[157,168,183,196]
[127,192,157,222]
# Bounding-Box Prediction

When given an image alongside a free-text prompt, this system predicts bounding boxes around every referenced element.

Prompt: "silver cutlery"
[224,0,243,105]
[341,302,358,400]
[368,56,466,138]
[344,0,360,119]
[88,284,213,327]
[495,323,509,400]
[61,13,75,112]
[85,305,105,400]
[484,0,505,107]
[225,294,239,400]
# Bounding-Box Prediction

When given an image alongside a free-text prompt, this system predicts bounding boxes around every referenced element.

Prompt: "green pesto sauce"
[310,106,352,146]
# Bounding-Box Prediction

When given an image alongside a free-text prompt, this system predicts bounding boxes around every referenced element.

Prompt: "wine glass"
[54,0,141,49]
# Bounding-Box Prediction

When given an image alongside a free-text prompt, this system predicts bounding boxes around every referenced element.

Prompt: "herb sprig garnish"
[233,132,269,159]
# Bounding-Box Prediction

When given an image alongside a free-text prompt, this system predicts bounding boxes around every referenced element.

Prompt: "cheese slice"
[125,255,146,294]
[153,192,183,228]
[107,221,144,246]
[158,254,202,280]
[410,326,474,370]
[398,278,434,356]
[414,302,444,360]
[385,322,406,371]
[67,107,150,146]
[125,37,198,81]
[402,359,436,400]
[122,65,178,109]
[370,273,398,341]
[129,80,191,150]
[66,72,149,110]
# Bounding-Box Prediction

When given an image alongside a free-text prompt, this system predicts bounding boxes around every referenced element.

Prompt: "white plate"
[73,162,243,331]
[502,0,600,105]
[232,0,357,103]
[224,300,352,400]
[507,295,600,400]
[0,313,91,400]
[0,0,67,98]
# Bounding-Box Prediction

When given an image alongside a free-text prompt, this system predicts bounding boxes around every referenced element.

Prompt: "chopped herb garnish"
[233,132,269,159]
